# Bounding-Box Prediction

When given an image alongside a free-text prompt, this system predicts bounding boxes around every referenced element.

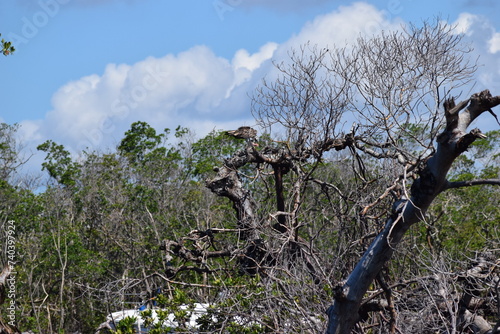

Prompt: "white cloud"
[21,2,404,157]
[449,12,500,56]
[14,1,500,182]
[24,44,275,155]
[233,42,278,73]
[19,119,43,143]
[488,32,500,53]
[27,2,500,159]
[231,42,278,92]
[281,2,403,52]
[451,13,478,35]
[444,13,500,130]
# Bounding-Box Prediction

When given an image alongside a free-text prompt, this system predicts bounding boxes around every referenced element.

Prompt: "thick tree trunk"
[206,144,262,242]
[273,165,288,233]
[326,90,500,334]
[206,143,265,272]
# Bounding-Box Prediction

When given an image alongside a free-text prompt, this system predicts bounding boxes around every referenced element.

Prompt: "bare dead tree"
[203,19,500,333]
[323,19,500,332]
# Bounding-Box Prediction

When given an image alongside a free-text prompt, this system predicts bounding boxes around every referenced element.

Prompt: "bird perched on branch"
[226,126,257,139]
[226,126,259,147]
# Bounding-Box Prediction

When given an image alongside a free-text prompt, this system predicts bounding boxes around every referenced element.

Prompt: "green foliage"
[118,121,171,164]
[429,184,499,255]
[0,123,20,181]
[449,130,500,179]
[118,122,161,160]
[0,34,15,56]
[422,130,500,256]
[2,120,498,332]
[37,140,81,186]
[469,129,500,159]
[114,316,137,334]
[187,129,245,177]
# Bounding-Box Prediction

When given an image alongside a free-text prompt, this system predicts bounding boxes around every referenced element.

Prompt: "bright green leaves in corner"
[1,34,15,56]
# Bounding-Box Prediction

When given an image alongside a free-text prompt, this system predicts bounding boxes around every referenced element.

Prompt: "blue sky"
[1,0,500,175]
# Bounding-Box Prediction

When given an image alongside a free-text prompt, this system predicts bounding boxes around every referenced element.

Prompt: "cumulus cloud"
[451,12,478,35]
[448,14,500,61]
[20,2,403,157]
[231,42,278,91]
[22,44,275,155]
[282,2,402,50]
[23,1,500,162]
[444,13,500,130]
[488,32,500,53]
